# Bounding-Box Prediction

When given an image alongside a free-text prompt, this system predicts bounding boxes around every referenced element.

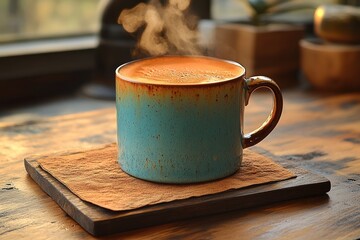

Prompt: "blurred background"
[3,0,357,41]
[0,0,344,42]
[0,0,359,110]
[0,0,101,42]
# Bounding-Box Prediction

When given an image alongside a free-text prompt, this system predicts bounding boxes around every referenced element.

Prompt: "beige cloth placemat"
[38,144,295,211]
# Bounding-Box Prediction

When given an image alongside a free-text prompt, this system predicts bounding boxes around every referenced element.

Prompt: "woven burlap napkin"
[38,144,295,211]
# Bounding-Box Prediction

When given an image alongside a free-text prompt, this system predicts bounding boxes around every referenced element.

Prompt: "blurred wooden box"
[214,24,304,88]
[300,39,360,91]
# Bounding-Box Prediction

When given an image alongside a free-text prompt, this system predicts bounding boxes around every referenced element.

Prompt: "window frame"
[0,35,98,80]
[0,35,98,106]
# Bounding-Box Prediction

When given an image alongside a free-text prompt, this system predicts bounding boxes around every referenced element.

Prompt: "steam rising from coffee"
[118,0,201,56]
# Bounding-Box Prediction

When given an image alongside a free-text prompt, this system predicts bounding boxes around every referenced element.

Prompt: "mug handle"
[243,76,283,148]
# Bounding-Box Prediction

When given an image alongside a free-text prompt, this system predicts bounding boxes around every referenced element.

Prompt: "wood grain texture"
[24,152,329,236]
[1,91,360,239]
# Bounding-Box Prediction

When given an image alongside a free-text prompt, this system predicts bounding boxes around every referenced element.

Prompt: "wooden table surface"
[1,90,359,239]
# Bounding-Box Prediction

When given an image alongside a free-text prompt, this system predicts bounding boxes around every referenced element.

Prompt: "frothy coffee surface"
[118,56,243,85]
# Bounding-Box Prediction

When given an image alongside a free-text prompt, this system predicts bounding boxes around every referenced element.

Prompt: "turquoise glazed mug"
[116,56,283,183]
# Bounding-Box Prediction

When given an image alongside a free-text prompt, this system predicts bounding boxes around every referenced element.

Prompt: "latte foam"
[118,56,243,85]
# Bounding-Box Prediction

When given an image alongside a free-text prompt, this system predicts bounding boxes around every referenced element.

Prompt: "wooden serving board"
[24,157,330,237]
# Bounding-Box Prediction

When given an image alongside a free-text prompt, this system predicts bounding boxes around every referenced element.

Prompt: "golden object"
[314,5,360,44]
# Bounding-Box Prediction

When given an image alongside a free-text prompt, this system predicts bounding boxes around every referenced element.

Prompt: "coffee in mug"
[119,55,243,84]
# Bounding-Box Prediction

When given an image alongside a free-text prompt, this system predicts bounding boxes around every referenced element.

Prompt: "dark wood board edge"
[24,158,330,236]
[92,170,330,236]
[94,182,330,236]
[24,158,97,235]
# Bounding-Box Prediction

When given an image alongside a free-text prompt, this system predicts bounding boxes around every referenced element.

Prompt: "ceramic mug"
[115,56,283,183]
